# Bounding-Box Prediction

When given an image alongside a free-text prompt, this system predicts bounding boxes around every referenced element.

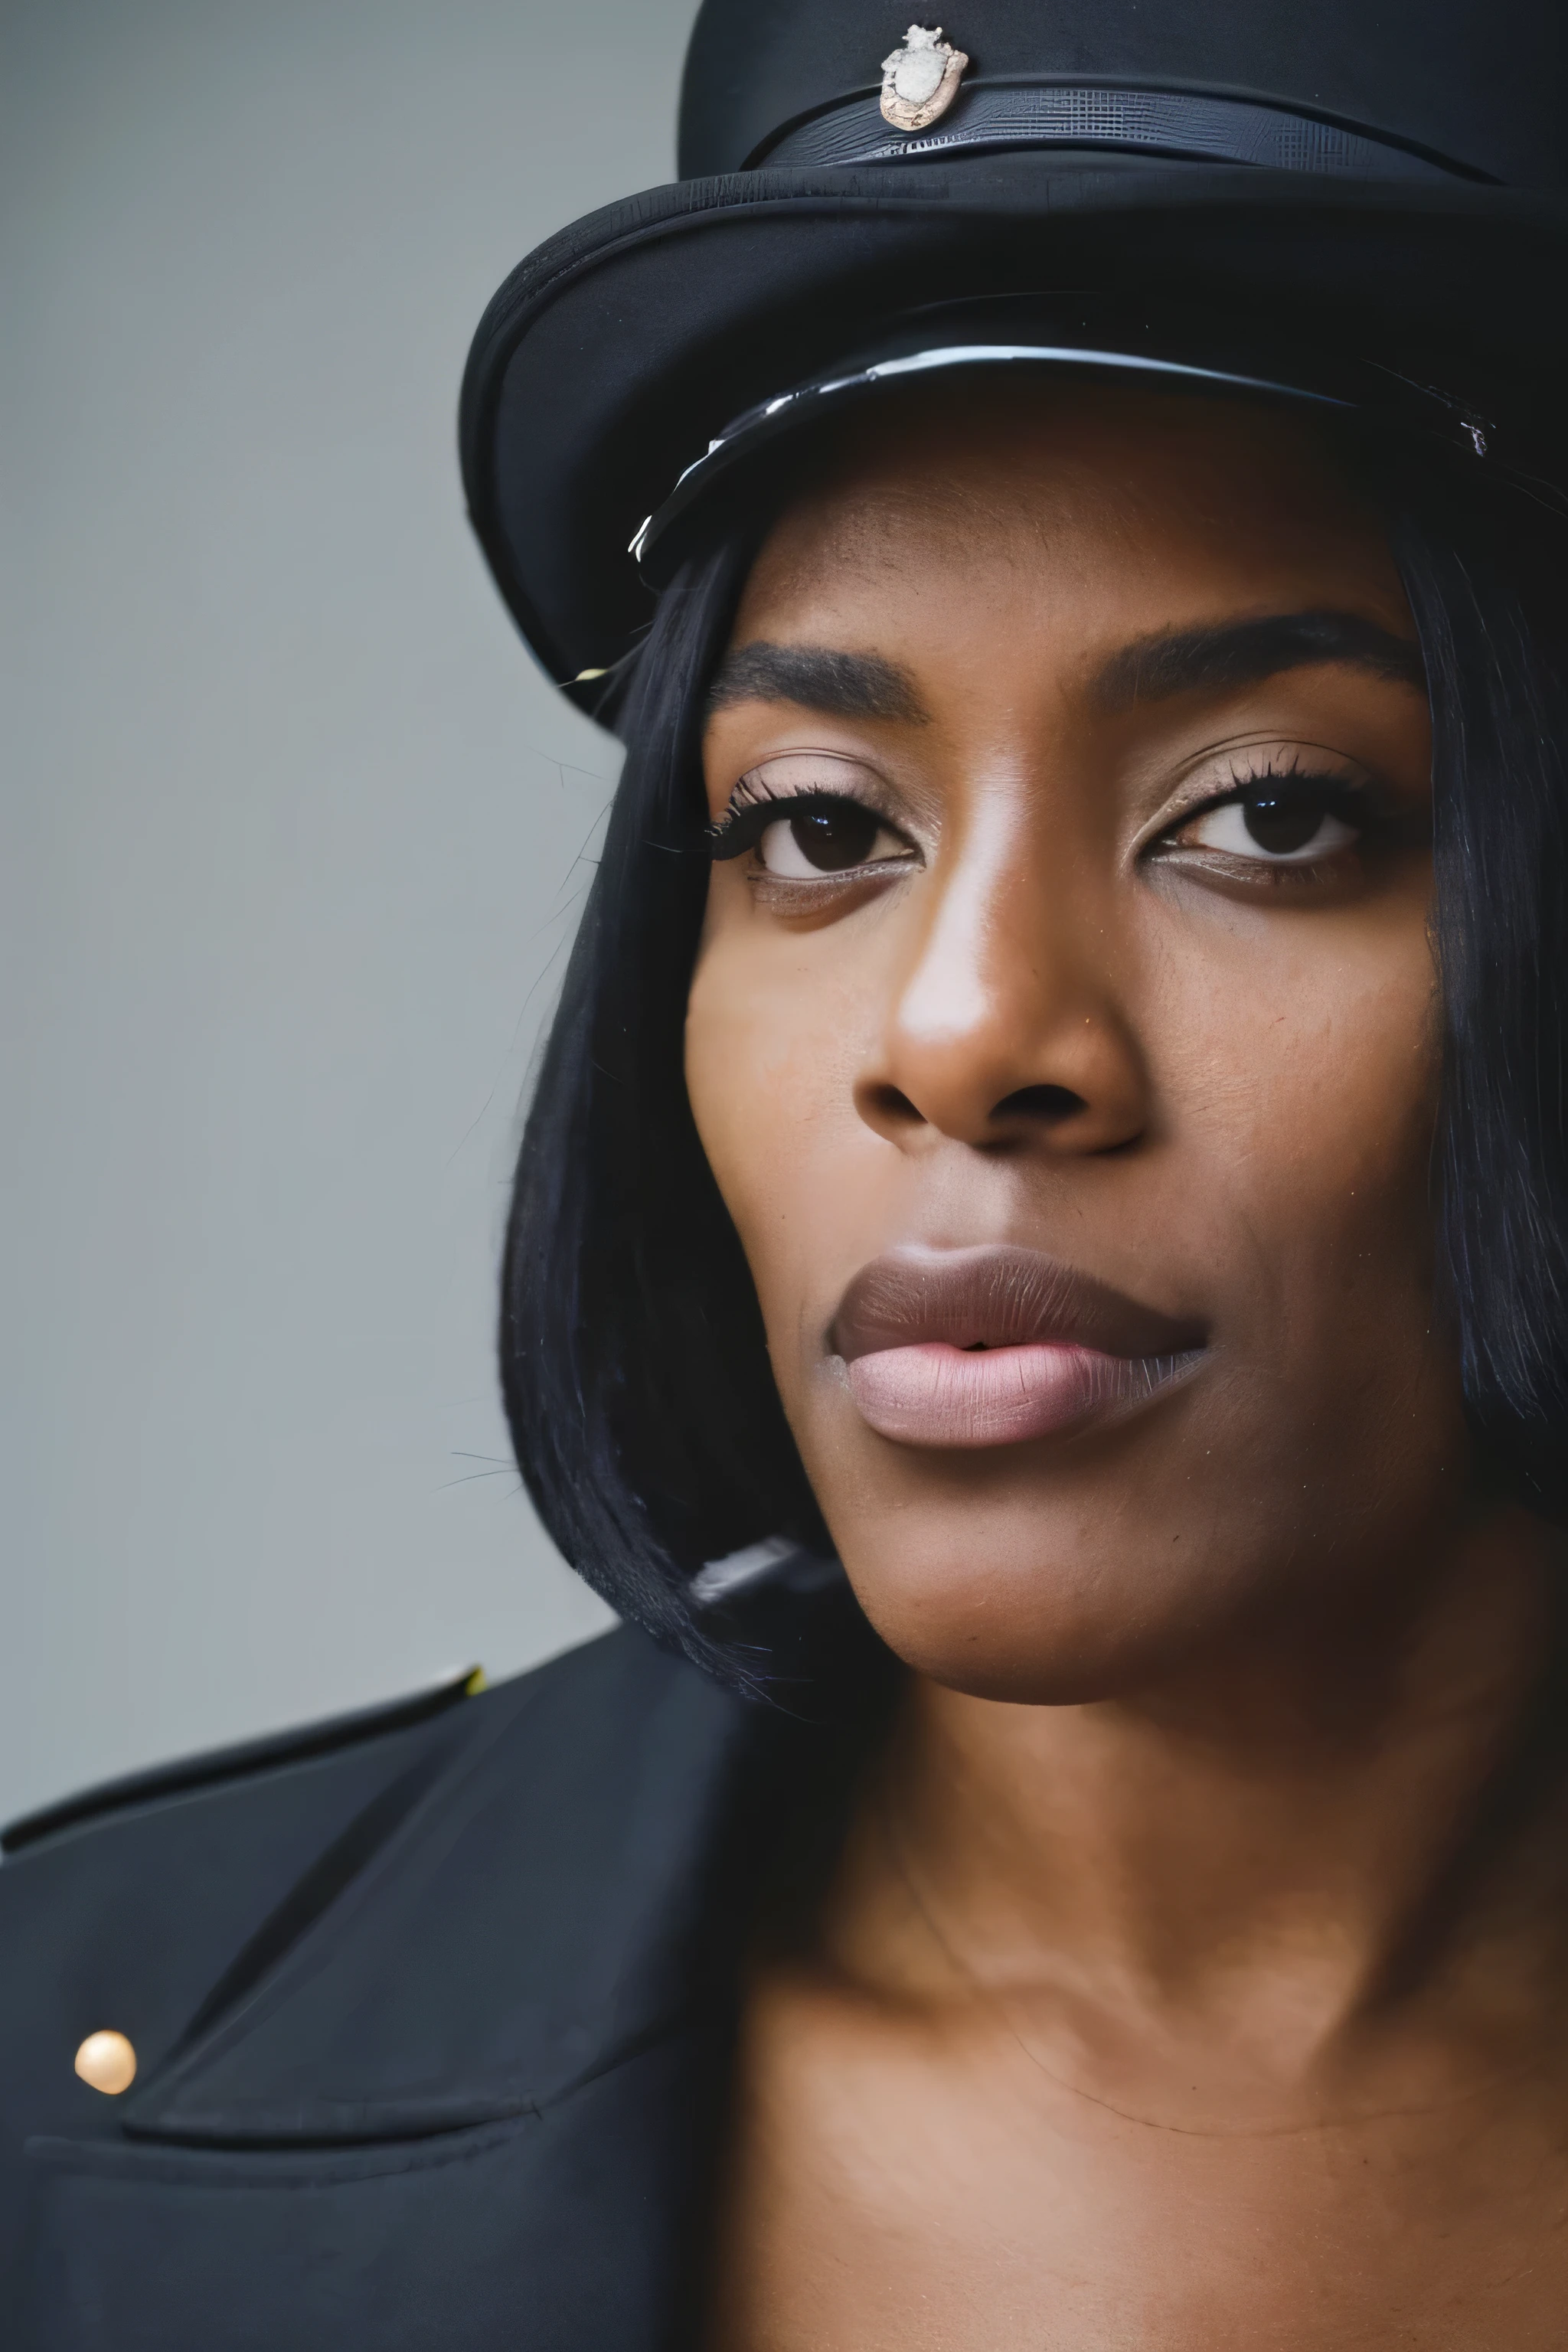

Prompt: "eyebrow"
[1092,609,1426,712]
[707,641,929,724]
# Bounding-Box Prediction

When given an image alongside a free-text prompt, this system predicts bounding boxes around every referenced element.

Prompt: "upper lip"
[831,1244,1206,1364]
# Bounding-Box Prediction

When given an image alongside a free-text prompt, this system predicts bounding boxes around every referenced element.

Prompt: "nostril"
[993,1083,1086,1125]
[862,1082,924,1127]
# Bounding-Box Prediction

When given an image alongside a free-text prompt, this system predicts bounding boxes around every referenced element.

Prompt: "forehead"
[733,377,1405,641]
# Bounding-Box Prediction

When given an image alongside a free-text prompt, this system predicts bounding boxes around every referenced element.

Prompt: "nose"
[854,800,1149,1155]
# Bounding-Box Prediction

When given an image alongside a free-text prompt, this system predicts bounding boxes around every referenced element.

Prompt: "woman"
[5,0,1566,2344]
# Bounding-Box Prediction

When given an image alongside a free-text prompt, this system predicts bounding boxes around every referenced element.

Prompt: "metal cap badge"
[880,24,969,132]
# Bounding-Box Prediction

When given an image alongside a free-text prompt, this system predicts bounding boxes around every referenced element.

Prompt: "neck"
[834,1504,1568,2114]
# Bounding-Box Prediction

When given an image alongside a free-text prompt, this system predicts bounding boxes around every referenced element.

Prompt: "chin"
[799,1381,1475,1706]
[822,1499,1257,1704]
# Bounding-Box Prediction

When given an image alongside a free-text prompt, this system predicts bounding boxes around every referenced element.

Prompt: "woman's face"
[685,381,1457,1703]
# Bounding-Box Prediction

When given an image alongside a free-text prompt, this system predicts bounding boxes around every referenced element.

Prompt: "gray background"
[2,0,701,1821]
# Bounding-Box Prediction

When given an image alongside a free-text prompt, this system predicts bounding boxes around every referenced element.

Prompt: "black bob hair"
[499,423,1568,1684]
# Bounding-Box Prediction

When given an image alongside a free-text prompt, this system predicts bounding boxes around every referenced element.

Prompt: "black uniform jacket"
[1,1583,877,2350]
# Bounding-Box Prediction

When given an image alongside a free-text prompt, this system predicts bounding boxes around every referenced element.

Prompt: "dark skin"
[686,381,1568,2347]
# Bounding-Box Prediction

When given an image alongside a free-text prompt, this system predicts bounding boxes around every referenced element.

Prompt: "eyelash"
[1156,754,1374,849]
[704,779,905,863]
[704,753,1387,878]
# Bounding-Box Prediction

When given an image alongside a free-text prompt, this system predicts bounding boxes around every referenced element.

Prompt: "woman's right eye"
[756,799,911,876]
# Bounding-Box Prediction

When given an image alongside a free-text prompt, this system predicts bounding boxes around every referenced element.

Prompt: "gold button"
[74,2030,136,2096]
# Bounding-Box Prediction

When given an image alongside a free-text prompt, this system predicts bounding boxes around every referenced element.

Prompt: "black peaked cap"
[460,0,1568,715]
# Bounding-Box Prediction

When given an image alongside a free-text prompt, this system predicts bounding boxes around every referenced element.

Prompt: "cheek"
[684,917,871,1340]
[1152,900,1442,1394]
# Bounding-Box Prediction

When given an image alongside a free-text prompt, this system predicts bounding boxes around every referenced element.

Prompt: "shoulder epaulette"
[1,1666,485,1857]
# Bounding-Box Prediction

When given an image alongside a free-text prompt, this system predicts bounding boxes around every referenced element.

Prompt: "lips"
[831,1245,1204,1450]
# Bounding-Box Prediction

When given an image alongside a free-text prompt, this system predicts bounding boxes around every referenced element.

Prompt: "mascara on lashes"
[703,783,908,864]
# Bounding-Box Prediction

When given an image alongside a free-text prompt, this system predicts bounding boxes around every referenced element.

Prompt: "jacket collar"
[118,1628,795,2148]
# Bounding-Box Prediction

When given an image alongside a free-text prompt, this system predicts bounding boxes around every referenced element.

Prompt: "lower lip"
[843,1341,1199,1449]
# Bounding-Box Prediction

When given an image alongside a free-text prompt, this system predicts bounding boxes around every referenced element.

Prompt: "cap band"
[757,83,1478,183]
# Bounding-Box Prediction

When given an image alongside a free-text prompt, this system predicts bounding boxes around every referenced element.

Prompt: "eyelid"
[721,750,887,807]
[705,750,913,859]
[1138,742,1378,855]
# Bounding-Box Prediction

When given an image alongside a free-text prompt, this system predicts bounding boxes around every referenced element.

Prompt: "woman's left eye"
[1179,792,1360,864]
[756,800,911,877]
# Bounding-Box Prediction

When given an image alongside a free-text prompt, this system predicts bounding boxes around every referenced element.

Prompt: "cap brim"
[459,155,1568,714]
[631,318,1362,588]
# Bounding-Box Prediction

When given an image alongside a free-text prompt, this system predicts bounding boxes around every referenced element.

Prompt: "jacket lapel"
[24,1629,793,2351]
